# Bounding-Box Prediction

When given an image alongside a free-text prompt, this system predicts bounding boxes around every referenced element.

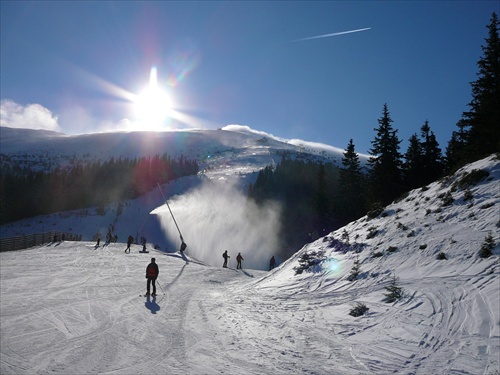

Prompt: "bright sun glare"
[134,67,172,130]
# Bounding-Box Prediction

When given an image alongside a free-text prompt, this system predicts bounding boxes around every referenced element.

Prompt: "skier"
[96,237,100,247]
[145,258,159,296]
[125,235,133,254]
[222,250,230,268]
[236,252,244,269]
[269,256,276,270]
[142,237,147,252]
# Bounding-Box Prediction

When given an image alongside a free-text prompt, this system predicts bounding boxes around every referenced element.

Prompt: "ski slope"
[1,155,499,374]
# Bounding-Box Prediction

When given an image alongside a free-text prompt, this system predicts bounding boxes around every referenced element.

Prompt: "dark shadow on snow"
[166,263,187,290]
[240,269,254,278]
[145,295,160,314]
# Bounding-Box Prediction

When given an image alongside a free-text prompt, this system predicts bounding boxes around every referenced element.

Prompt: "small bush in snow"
[436,252,447,260]
[479,232,495,259]
[397,222,408,231]
[463,189,474,201]
[384,273,404,303]
[366,227,378,239]
[453,169,489,190]
[387,246,397,253]
[294,250,327,275]
[349,302,369,317]
[347,255,361,281]
[326,238,361,254]
[341,230,349,243]
[440,191,454,207]
[419,244,427,250]
[367,204,384,220]
[372,251,383,258]
[480,202,495,210]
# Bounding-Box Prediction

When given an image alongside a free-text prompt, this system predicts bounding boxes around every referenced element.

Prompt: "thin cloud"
[289,27,371,43]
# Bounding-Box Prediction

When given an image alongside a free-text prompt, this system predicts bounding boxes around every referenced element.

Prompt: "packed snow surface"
[1,155,499,374]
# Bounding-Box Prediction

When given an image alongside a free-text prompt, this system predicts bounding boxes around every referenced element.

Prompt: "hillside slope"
[1,155,498,375]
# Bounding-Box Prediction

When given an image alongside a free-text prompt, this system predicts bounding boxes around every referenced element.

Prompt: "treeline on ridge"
[0,154,199,224]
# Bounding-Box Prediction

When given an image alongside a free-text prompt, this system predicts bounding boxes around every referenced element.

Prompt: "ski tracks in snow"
[337,273,499,375]
[1,242,498,374]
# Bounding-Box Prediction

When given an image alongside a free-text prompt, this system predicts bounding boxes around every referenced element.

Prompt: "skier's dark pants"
[147,277,157,295]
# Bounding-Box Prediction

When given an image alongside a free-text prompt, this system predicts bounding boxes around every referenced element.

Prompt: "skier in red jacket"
[145,258,159,296]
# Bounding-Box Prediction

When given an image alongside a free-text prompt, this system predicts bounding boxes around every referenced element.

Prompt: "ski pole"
[157,278,166,295]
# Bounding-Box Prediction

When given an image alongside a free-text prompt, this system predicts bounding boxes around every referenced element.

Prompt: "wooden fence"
[0,231,81,252]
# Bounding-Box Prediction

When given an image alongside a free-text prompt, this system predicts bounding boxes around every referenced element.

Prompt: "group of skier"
[142,250,277,298]
[222,251,277,271]
[222,250,244,269]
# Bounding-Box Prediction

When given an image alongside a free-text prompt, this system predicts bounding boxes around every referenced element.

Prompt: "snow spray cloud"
[151,180,282,270]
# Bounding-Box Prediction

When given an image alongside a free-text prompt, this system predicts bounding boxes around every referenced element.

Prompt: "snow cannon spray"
[152,180,282,270]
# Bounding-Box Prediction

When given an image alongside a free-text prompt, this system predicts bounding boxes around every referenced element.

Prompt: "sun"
[134,67,172,130]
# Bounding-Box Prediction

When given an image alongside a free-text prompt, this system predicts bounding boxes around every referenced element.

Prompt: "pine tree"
[420,120,444,185]
[457,12,500,164]
[347,255,361,281]
[368,104,403,206]
[339,139,366,222]
[479,232,496,258]
[403,133,424,190]
[446,120,469,172]
[384,273,404,303]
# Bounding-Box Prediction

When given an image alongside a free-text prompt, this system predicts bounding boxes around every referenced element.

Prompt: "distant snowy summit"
[0,125,368,172]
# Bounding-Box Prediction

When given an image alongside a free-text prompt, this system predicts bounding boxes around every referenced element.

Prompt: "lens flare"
[323,258,343,277]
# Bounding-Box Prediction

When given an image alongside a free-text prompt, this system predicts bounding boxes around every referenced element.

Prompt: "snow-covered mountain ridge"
[0,155,498,374]
[0,125,361,173]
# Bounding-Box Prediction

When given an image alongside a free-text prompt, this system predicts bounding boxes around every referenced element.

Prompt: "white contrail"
[290,27,371,42]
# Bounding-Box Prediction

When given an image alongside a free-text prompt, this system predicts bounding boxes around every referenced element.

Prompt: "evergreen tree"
[457,12,500,165]
[368,104,403,206]
[403,133,424,190]
[420,120,444,185]
[338,139,366,222]
[446,120,469,171]
[384,272,404,303]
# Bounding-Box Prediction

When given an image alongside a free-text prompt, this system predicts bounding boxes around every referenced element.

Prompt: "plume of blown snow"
[151,180,281,270]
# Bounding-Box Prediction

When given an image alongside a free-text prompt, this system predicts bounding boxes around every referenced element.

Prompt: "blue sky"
[1,1,498,154]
